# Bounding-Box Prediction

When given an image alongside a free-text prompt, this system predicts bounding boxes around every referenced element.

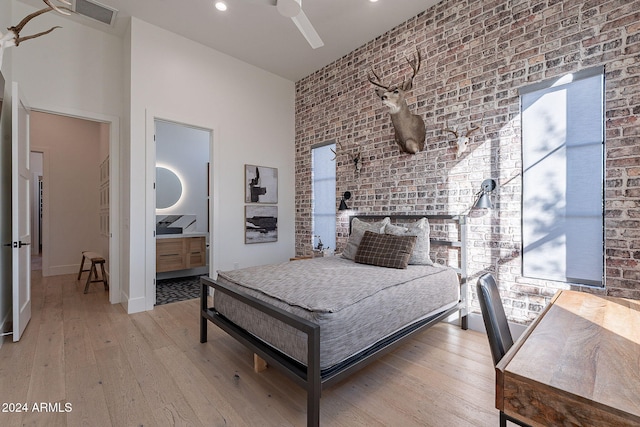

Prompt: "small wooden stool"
[77,251,109,294]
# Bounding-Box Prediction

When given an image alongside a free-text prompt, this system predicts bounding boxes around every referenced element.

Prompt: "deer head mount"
[369,47,426,155]
[0,0,71,68]
[444,115,484,157]
[330,141,362,175]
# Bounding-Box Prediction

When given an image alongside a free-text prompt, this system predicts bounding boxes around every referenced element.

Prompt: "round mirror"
[156,166,182,209]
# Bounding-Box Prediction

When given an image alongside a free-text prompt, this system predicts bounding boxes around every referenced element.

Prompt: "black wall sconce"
[338,191,352,211]
[473,179,497,209]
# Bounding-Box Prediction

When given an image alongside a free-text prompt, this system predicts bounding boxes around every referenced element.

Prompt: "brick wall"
[294,0,640,323]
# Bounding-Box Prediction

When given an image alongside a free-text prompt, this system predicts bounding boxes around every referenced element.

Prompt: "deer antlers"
[0,1,71,67]
[402,48,421,91]
[368,47,422,92]
[330,141,362,174]
[8,8,61,47]
[43,0,72,15]
[444,115,484,157]
[443,120,482,139]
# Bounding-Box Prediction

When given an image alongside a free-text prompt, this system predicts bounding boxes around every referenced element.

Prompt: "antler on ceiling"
[1,0,71,48]
[0,0,72,68]
[8,8,61,46]
[43,0,72,15]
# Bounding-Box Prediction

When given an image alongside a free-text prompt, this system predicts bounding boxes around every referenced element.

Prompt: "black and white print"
[245,205,278,244]
[245,164,278,204]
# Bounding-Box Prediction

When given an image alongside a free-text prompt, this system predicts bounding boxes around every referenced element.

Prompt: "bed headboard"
[349,214,467,284]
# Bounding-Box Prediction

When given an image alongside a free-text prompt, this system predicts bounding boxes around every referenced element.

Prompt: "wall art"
[245,205,278,244]
[245,164,278,203]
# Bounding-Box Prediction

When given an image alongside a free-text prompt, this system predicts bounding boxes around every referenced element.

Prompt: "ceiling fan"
[266,0,324,49]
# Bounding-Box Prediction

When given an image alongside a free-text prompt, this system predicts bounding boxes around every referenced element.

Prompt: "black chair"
[477,273,513,366]
[476,273,530,427]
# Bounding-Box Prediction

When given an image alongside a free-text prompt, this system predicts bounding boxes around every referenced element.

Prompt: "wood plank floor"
[0,270,501,426]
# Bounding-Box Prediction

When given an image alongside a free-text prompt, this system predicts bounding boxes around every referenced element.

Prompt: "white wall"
[4,2,295,314]
[129,18,296,312]
[11,2,124,116]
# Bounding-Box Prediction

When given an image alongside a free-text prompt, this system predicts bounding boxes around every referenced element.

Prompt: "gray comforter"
[215,256,460,370]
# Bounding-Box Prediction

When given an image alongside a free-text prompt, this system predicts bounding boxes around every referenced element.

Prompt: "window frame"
[311,140,337,253]
[519,66,605,287]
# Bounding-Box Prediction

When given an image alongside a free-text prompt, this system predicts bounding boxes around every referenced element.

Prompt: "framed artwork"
[245,205,278,244]
[245,164,278,203]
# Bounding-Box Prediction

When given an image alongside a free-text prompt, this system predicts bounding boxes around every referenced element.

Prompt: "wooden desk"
[496,290,640,427]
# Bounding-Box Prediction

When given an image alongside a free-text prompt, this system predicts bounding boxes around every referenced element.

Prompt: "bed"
[200,214,468,426]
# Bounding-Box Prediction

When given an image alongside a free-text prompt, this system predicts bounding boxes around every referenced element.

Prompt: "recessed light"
[369,0,379,3]
[215,1,227,11]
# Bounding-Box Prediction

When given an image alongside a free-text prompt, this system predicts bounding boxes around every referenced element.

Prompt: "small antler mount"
[331,141,362,175]
[443,114,484,157]
[0,0,72,69]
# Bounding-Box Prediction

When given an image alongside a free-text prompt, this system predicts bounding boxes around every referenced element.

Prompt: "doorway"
[29,109,120,303]
[152,119,212,306]
[29,151,43,271]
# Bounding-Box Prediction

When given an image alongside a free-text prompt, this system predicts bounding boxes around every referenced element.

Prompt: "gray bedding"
[215,256,460,370]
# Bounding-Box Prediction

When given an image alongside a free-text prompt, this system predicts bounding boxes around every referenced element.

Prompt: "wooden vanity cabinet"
[186,236,207,268]
[156,236,206,272]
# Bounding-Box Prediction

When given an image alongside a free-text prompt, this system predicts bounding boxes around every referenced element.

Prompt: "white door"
[12,82,31,342]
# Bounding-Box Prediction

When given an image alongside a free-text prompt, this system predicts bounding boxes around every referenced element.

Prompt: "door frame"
[29,151,43,257]
[32,104,121,304]
[145,109,218,311]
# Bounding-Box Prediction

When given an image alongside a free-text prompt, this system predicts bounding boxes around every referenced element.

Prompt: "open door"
[12,82,31,342]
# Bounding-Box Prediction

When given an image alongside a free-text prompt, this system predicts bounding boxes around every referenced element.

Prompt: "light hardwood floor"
[0,270,501,426]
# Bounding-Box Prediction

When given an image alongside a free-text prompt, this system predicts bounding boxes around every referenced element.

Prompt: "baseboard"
[124,294,146,314]
[48,264,80,276]
[46,263,110,284]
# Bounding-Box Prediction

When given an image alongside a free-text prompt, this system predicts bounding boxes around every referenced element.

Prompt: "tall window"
[312,142,336,252]
[520,67,604,286]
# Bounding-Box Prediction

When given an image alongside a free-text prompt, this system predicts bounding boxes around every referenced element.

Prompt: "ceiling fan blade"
[291,10,324,49]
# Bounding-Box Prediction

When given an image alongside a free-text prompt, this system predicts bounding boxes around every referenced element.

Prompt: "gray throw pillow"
[342,217,390,260]
[384,217,432,265]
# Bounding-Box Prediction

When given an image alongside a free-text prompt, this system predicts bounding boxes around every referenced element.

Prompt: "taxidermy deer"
[444,116,483,157]
[369,48,426,155]
[0,0,71,68]
[330,141,362,174]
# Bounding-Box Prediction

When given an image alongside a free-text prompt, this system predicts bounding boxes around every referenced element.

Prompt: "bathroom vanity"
[156,233,207,273]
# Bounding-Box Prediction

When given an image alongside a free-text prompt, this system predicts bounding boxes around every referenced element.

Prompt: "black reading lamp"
[338,191,352,211]
[473,179,497,209]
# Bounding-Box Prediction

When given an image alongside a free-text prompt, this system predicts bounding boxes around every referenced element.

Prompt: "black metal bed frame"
[200,214,468,427]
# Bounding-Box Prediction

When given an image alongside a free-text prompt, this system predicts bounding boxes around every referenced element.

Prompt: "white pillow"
[342,217,390,260]
[384,217,432,265]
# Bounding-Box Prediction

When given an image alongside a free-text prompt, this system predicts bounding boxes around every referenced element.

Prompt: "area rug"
[155,275,204,306]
